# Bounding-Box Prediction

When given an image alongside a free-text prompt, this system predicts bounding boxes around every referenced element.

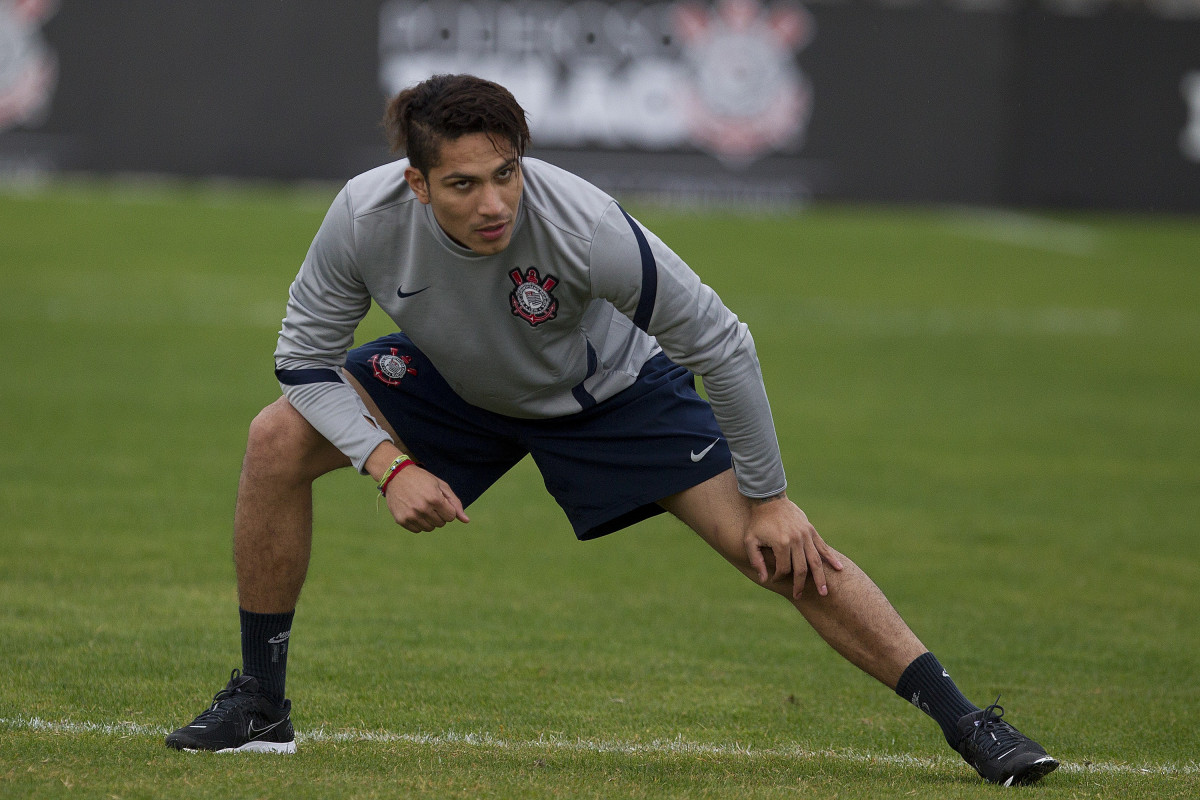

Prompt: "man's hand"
[383,464,469,532]
[367,443,468,532]
[744,494,843,599]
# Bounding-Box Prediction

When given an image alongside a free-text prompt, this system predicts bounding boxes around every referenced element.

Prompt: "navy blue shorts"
[345,333,733,540]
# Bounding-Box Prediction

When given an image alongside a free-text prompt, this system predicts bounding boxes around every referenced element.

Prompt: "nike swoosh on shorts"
[690,439,720,462]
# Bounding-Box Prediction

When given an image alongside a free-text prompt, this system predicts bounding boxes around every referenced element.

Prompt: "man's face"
[405,132,523,256]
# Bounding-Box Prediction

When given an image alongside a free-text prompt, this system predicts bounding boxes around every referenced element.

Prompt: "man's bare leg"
[234,373,405,612]
[659,469,926,689]
[659,470,1059,785]
[166,394,357,752]
[233,396,352,613]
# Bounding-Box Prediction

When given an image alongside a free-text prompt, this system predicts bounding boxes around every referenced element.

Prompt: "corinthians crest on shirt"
[509,266,559,327]
[370,347,417,387]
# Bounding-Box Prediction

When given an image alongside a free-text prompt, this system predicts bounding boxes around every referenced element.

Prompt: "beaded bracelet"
[377,454,414,497]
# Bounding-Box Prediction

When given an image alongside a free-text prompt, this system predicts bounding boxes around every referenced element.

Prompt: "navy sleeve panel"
[275,367,343,386]
[620,206,658,332]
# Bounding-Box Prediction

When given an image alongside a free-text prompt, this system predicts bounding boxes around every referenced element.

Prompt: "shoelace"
[191,669,259,723]
[965,697,1025,755]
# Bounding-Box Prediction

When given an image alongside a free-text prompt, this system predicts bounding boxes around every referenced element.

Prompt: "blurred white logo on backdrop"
[0,0,58,133]
[1181,71,1200,163]
[378,0,814,167]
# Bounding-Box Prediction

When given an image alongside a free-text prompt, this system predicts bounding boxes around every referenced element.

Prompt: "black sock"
[239,607,294,705]
[895,652,980,746]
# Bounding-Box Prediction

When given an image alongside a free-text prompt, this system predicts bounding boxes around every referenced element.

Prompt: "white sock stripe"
[2,716,1195,777]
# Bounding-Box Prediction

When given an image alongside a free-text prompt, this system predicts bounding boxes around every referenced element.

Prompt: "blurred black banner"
[1,0,1197,210]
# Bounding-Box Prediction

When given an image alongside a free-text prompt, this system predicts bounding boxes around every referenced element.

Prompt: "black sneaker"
[165,669,296,753]
[954,699,1058,786]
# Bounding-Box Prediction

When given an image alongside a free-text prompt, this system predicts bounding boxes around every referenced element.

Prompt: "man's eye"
[497,168,513,180]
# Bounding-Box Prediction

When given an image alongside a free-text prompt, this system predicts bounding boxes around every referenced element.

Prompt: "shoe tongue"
[954,708,992,742]
[231,673,261,693]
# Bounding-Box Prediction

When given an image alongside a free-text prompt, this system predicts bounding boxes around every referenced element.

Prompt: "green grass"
[1,179,1198,798]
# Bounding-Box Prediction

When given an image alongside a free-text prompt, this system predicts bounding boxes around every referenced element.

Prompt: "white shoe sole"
[180,740,296,754]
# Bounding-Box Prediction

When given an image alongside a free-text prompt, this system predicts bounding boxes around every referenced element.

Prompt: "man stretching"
[166,74,1057,786]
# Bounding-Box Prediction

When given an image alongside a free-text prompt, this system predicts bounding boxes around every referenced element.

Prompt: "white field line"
[730,297,1129,338]
[941,208,1104,257]
[3,715,1197,778]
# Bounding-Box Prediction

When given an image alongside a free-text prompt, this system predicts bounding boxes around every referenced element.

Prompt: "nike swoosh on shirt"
[397,285,429,298]
[690,439,720,462]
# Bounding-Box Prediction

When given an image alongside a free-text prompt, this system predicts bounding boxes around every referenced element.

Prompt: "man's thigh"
[658,468,758,579]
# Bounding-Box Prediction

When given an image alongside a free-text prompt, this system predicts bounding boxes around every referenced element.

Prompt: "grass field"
[1,179,1198,799]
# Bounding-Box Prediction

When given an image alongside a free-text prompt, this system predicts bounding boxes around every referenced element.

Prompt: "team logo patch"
[509,267,559,327]
[370,347,417,387]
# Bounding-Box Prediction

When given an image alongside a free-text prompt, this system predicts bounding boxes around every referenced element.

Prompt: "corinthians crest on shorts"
[370,347,417,387]
[509,267,559,327]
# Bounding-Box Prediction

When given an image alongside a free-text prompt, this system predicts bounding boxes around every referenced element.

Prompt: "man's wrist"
[365,441,404,482]
[377,454,415,496]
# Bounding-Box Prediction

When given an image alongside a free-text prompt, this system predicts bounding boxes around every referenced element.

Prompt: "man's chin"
[471,232,513,254]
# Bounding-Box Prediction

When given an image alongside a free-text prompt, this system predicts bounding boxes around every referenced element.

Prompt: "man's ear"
[405,166,431,204]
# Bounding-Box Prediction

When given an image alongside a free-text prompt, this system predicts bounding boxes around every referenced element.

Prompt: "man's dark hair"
[383,74,531,175]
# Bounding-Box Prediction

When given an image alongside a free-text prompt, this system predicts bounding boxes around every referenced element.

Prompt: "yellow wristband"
[377,454,413,496]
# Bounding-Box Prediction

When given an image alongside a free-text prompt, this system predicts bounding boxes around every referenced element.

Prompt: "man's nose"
[478,182,504,216]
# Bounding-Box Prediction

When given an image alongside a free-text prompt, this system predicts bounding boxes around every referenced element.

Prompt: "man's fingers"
[414,496,461,531]
[741,498,841,600]
[806,526,839,567]
[387,470,470,532]
[816,536,844,572]
[770,531,830,599]
[771,545,793,583]
[781,540,805,598]
[803,534,828,597]
[401,516,432,534]
[440,482,470,524]
[746,541,769,584]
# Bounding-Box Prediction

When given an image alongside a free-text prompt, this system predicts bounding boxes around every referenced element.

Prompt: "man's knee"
[245,397,348,480]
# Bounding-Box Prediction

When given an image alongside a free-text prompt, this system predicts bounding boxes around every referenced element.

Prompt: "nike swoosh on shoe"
[247,718,286,740]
